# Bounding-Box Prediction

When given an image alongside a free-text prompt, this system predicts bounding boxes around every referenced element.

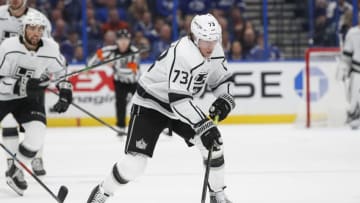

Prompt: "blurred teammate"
[336,20,360,129]
[87,14,235,203]
[0,0,52,175]
[0,12,72,195]
[88,29,140,137]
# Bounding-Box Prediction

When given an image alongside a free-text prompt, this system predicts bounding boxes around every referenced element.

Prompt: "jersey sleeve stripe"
[189,100,206,119]
[343,51,353,57]
[0,51,26,69]
[210,74,234,91]
[172,106,195,125]
[37,55,65,67]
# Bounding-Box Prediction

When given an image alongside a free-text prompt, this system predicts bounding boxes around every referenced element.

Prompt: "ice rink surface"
[1,124,360,203]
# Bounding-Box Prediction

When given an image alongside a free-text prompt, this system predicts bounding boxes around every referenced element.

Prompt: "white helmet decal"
[190,13,222,46]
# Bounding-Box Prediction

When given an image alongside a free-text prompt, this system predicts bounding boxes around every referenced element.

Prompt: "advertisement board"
[45,61,329,126]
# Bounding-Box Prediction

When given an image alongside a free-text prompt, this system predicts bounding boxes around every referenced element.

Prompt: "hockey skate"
[31,157,46,176]
[87,184,110,203]
[117,127,127,137]
[5,162,28,196]
[210,190,233,203]
[346,110,360,130]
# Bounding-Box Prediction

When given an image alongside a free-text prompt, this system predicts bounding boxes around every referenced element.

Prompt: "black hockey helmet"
[116,29,131,39]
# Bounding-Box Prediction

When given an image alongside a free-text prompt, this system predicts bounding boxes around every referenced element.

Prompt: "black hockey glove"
[209,94,236,122]
[14,76,49,98]
[194,118,222,150]
[51,80,72,113]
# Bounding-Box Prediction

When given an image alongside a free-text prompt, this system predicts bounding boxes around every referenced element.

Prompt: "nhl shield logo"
[136,138,147,150]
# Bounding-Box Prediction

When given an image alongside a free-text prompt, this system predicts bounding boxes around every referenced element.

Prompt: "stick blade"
[57,185,68,203]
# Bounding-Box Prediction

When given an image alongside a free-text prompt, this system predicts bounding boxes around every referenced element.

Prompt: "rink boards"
[45,61,328,126]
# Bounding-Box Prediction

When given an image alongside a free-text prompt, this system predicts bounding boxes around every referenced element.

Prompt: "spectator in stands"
[211,0,246,17]
[152,23,172,59]
[118,0,132,8]
[248,33,282,60]
[71,45,85,63]
[60,30,82,62]
[128,0,149,25]
[222,31,231,56]
[50,8,63,28]
[87,7,103,54]
[229,7,246,42]
[133,11,158,41]
[180,0,211,15]
[63,0,82,28]
[179,14,193,37]
[52,18,68,43]
[101,8,129,33]
[228,40,243,61]
[103,30,117,46]
[313,0,337,46]
[241,27,257,58]
[155,0,174,17]
[134,36,154,61]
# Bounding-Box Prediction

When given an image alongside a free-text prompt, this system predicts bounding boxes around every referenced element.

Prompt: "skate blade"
[6,178,25,196]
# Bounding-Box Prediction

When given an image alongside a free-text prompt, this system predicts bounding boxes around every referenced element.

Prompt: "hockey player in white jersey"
[0,11,72,195]
[336,21,360,129]
[87,14,235,203]
[0,0,52,176]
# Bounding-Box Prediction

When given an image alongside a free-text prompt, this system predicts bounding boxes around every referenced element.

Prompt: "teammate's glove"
[14,76,49,98]
[194,118,222,150]
[51,80,72,113]
[336,60,350,82]
[209,94,236,122]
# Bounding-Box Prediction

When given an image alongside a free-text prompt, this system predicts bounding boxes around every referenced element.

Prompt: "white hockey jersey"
[132,36,234,127]
[88,45,140,83]
[0,5,52,44]
[340,26,360,73]
[0,36,66,100]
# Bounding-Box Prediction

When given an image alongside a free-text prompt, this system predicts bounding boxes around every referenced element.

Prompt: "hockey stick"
[0,143,68,203]
[52,48,149,83]
[201,116,219,203]
[47,89,121,134]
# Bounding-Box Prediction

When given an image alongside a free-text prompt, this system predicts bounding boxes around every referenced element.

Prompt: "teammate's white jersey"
[132,36,234,126]
[0,36,66,100]
[340,26,360,72]
[88,45,141,83]
[0,5,52,44]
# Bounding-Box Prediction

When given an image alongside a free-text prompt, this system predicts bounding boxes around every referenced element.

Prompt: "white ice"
[1,124,360,203]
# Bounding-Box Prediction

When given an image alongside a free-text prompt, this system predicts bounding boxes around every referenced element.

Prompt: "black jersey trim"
[343,51,353,57]
[210,56,225,59]
[0,51,26,69]
[168,92,192,103]
[190,61,205,74]
[210,75,234,92]
[137,84,173,112]
[37,55,65,67]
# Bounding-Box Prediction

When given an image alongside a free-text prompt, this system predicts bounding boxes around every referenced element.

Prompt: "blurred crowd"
[313,0,358,46]
[0,0,284,63]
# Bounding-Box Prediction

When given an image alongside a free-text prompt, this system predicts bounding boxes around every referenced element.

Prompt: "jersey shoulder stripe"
[0,51,26,69]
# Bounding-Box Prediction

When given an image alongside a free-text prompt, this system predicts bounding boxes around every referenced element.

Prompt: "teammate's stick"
[52,48,149,83]
[48,89,121,134]
[201,116,219,203]
[0,143,68,203]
